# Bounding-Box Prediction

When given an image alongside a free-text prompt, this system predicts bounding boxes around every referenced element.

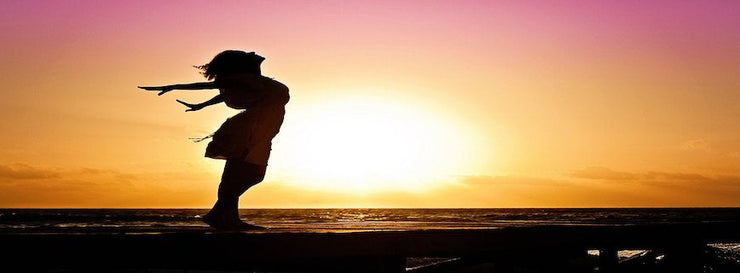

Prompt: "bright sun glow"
[273,97,471,193]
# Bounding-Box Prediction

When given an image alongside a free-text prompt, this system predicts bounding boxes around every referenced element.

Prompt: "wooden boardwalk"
[2,222,740,272]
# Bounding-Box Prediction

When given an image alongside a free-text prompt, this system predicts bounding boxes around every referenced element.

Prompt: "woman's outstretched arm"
[176,94,224,112]
[138,82,217,96]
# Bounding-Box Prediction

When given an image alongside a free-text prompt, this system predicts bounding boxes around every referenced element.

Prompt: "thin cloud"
[681,138,711,151]
[460,175,568,186]
[569,167,740,187]
[0,163,218,207]
[0,164,60,180]
[569,167,639,181]
[644,172,712,182]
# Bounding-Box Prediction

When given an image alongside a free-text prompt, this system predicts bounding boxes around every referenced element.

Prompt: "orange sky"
[1,1,739,208]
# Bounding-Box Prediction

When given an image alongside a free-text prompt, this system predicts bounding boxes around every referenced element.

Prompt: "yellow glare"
[277,97,469,193]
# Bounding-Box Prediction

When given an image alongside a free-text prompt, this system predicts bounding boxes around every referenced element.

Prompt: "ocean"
[1,208,739,230]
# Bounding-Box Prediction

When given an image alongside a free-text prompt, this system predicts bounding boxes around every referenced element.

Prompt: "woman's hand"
[138,85,174,96]
[176,99,205,112]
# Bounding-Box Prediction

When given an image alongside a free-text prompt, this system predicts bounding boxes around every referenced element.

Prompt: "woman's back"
[217,73,289,110]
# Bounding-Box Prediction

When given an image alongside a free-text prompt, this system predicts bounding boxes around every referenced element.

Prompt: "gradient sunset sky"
[1,1,738,208]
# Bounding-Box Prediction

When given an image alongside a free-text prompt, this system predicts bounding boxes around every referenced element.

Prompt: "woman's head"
[195,50,265,80]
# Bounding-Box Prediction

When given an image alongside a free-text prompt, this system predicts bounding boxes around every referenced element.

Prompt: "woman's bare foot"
[201,213,265,230]
[201,212,234,229]
[231,221,267,230]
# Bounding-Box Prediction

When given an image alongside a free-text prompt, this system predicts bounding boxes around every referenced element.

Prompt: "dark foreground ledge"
[2,222,740,273]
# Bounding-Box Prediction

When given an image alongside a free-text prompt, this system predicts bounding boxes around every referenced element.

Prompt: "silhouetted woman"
[139,50,289,229]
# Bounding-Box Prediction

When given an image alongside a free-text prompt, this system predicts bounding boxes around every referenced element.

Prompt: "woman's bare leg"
[203,159,265,228]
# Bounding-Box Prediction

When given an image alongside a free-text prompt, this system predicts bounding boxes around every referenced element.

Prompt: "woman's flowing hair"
[195,50,265,80]
[191,50,264,142]
[189,134,213,143]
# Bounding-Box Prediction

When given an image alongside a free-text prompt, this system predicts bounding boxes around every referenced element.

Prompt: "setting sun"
[274,96,469,193]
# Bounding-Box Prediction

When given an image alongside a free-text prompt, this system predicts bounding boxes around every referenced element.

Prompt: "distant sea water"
[1,208,739,230]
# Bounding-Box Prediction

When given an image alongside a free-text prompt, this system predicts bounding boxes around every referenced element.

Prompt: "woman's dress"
[204,74,289,166]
